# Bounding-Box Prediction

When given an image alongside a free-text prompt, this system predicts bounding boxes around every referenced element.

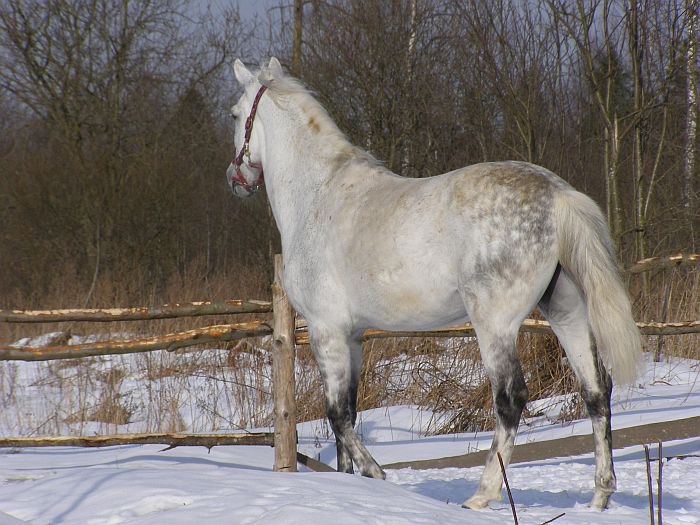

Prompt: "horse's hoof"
[590,491,612,510]
[462,495,490,510]
[361,465,386,480]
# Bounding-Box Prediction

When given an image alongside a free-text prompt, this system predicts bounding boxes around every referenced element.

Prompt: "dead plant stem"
[645,444,656,525]
[497,452,518,525]
[657,441,663,525]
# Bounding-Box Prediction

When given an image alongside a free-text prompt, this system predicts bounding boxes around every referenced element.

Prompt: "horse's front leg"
[312,328,385,479]
[334,335,362,474]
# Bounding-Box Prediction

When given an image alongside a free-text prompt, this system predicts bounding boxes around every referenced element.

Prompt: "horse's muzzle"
[227,162,263,198]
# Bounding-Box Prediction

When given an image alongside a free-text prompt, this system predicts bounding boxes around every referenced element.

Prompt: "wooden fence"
[0,253,698,472]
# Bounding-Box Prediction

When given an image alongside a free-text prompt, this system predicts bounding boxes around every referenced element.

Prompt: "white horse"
[227,58,642,510]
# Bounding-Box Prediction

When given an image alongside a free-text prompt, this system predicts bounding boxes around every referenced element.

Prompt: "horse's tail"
[554,190,643,385]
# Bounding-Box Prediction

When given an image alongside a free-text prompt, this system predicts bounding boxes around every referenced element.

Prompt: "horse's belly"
[352,282,468,331]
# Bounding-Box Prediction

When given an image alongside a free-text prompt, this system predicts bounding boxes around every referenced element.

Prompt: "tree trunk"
[292,0,303,77]
[685,0,698,248]
[629,0,649,293]
[606,116,623,249]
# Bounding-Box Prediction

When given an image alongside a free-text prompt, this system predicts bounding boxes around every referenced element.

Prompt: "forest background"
[0,0,697,309]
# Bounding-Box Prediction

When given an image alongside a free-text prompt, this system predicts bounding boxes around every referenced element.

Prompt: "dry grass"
[631,267,700,361]
[0,260,697,438]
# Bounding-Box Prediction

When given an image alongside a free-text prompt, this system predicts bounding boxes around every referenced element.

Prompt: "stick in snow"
[645,444,656,525]
[658,441,663,525]
[497,452,518,525]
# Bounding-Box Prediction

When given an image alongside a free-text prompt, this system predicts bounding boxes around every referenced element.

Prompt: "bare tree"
[0,0,261,300]
[298,0,458,177]
[684,0,698,247]
[292,0,304,76]
[626,0,690,277]
[547,0,631,248]
[2,0,695,306]
[452,1,570,166]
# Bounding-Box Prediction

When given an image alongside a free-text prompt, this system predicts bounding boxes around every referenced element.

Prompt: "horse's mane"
[258,65,381,168]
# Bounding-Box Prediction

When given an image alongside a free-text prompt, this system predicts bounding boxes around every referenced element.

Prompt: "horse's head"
[227,57,283,198]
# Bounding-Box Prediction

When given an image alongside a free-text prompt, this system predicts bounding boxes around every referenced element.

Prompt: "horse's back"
[341,159,568,269]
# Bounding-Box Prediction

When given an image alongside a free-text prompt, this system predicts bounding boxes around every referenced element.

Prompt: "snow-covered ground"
[0,354,698,524]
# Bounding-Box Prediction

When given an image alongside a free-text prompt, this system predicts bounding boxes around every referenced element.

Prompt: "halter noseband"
[230,85,267,193]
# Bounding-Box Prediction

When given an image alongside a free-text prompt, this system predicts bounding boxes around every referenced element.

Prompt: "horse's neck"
[261,106,350,246]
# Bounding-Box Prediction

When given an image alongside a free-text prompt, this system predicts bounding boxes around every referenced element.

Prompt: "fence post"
[272,254,297,472]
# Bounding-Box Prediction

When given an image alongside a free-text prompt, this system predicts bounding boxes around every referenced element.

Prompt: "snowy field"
[0,354,697,524]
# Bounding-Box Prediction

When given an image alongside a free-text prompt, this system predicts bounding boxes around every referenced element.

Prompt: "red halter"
[230,85,267,193]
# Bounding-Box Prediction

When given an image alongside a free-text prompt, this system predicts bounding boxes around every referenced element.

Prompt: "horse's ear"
[268,57,284,78]
[234,59,254,85]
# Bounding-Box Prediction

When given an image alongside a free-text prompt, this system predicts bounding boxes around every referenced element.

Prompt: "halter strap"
[230,85,267,192]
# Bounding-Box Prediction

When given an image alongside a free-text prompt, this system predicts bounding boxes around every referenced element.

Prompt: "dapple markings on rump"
[227,57,642,511]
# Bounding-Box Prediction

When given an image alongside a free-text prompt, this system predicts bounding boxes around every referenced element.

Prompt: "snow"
[0,353,698,524]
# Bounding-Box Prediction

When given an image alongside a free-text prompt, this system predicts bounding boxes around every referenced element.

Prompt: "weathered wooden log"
[3,318,694,361]
[0,321,273,361]
[0,432,274,449]
[626,253,699,274]
[637,320,700,335]
[294,319,549,345]
[294,318,700,345]
[297,451,336,472]
[0,299,272,323]
[272,254,297,472]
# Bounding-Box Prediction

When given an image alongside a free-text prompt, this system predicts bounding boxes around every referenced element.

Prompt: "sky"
[193,0,282,22]
[236,0,282,21]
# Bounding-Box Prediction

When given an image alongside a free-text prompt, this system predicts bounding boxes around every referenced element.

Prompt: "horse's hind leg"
[463,323,528,510]
[538,267,616,509]
[311,328,384,479]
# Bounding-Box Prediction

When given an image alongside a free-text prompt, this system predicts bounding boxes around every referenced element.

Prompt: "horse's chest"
[280,257,336,317]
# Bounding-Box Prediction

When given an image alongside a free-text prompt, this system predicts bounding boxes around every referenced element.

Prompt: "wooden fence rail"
[626,253,699,274]
[0,299,272,323]
[0,321,273,361]
[3,318,697,361]
[0,432,275,449]
[0,252,697,472]
[0,261,290,470]
[294,319,700,345]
